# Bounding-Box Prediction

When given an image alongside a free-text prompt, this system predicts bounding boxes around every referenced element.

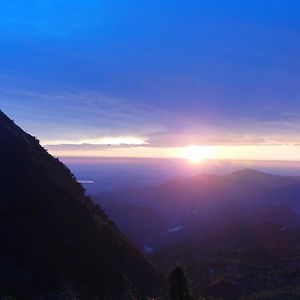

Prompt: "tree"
[168,267,192,300]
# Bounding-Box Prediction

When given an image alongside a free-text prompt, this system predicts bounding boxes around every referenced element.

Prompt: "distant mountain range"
[96,169,300,250]
[0,110,161,299]
[96,169,300,298]
[98,169,300,215]
[3,106,300,299]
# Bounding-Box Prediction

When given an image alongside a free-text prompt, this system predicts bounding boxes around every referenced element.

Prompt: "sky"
[1,1,300,161]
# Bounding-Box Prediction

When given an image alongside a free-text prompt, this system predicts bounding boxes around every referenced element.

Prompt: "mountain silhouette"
[97,169,300,298]
[98,169,300,222]
[0,110,161,299]
[97,169,300,251]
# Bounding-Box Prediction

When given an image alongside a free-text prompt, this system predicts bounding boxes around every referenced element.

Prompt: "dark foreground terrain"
[0,110,162,299]
[2,108,300,299]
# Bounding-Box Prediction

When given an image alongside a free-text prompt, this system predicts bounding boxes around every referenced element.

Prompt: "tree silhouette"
[169,267,192,300]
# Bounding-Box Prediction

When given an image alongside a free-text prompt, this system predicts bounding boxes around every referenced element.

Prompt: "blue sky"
[1,1,300,159]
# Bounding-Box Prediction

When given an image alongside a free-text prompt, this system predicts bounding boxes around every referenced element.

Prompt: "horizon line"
[57,156,300,164]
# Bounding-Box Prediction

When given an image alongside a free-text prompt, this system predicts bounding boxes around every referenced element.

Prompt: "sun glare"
[181,146,214,164]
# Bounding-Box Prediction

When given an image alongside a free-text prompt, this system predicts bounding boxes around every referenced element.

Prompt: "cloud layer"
[1,1,300,159]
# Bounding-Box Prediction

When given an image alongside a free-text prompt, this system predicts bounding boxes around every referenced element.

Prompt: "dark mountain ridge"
[96,169,300,250]
[98,168,300,220]
[96,169,300,298]
[0,110,161,299]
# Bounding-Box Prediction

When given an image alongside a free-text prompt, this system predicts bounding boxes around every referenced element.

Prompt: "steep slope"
[100,198,167,250]
[0,110,161,299]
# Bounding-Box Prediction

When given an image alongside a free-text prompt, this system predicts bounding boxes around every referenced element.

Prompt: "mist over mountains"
[95,170,300,298]
[2,108,300,299]
[63,157,300,194]
[3,0,300,298]
[96,169,300,250]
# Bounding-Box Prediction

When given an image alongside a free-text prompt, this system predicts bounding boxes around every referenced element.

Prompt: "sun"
[181,146,214,164]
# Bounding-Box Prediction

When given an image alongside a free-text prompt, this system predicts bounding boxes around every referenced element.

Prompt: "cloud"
[77,180,94,184]
[0,88,167,139]
[42,136,148,146]
[2,88,300,152]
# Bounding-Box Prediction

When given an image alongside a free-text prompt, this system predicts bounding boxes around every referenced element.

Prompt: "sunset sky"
[1,1,300,161]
